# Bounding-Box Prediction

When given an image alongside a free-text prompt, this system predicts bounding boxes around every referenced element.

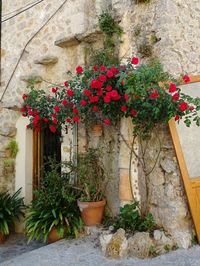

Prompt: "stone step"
[55,31,102,48]
[34,56,58,65]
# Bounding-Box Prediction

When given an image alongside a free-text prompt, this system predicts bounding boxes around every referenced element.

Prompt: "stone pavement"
[0,233,45,264]
[1,235,200,266]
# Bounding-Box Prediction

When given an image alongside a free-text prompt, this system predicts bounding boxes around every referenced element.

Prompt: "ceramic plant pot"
[77,199,106,226]
[47,228,63,244]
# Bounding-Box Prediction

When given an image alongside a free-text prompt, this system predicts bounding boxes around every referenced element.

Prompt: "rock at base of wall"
[128,232,153,259]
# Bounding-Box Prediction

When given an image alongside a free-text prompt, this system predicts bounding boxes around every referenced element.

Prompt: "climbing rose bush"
[20,57,200,134]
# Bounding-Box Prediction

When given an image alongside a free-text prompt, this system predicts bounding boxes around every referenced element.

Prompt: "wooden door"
[169,76,200,243]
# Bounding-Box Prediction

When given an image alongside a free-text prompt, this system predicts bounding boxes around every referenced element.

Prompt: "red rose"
[149,90,159,99]
[124,94,129,102]
[76,66,83,74]
[183,74,190,83]
[90,79,98,89]
[99,75,107,82]
[103,119,111,125]
[100,66,106,72]
[110,90,118,98]
[106,85,112,91]
[175,115,180,121]
[179,101,188,112]
[20,107,26,112]
[110,67,119,74]
[172,93,180,101]
[62,99,68,106]
[73,116,80,122]
[130,109,137,116]
[49,125,57,133]
[168,83,176,93]
[93,66,98,72]
[120,106,127,112]
[28,110,34,115]
[52,87,58,93]
[64,81,69,87]
[131,57,139,65]
[107,70,114,78]
[52,114,56,119]
[189,106,195,111]
[90,96,99,103]
[92,106,98,112]
[66,118,71,123]
[54,106,60,112]
[43,117,49,122]
[22,94,28,99]
[73,108,78,114]
[113,95,121,101]
[80,100,87,106]
[22,114,27,117]
[52,118,58,124]
[34,115,40,121]
[83,89,91,97]
[97,90,103,96]
[104,96,110,103]
[67,89,74,97]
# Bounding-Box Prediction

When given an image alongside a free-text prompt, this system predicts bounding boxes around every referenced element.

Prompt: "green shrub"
[113,202,156,233]
[0,188,25,235]
[25,161,83,243]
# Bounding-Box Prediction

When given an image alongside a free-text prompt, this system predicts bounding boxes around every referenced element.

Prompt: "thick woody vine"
[20,12,200,214]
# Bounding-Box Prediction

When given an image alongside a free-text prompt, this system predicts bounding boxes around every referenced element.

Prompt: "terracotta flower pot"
[47,228,63,244]
[77,199,106,226]
[0,232,6,244]
[91,124,103,137]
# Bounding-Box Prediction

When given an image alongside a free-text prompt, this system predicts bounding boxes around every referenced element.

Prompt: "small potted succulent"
[0,188,25,244]
[77,148,108,226]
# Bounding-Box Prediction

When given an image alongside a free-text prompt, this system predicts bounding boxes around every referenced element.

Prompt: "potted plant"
[0,188,25,244]
[25,160,83,243]
[76,148,108,226]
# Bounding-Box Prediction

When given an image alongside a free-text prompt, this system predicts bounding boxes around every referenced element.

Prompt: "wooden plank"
[169,119,200,243]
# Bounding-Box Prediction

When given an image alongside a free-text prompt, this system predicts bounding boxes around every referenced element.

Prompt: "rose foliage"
[21,57,200,136]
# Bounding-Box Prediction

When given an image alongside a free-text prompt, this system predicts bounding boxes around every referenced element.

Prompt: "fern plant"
[0,188,25,235]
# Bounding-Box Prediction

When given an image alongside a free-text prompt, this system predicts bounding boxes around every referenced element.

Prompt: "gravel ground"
[1,234,200,266]
[0,233,46,264]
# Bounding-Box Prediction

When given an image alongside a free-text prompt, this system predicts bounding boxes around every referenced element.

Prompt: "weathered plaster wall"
[1,0,200,247]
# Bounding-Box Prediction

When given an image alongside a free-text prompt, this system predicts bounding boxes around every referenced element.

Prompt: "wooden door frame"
[168,75,200,243]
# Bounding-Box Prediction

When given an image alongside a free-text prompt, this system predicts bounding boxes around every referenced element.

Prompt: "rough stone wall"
[1,0,200,247]
[114,0,200,248]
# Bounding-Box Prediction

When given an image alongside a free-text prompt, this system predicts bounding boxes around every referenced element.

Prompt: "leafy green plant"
[0,188,25,235]
[77,148,108,202]
[3,159,15,168]
[6,140,19,158]
[113,202,156,233]
[89,11,123,66]
[25,160,83,243]
[98,11,123,38]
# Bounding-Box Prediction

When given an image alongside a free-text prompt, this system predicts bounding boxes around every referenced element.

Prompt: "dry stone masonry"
[1,0,200,248]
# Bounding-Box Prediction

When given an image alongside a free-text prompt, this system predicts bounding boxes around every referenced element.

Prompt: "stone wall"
[1,0,200,247]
